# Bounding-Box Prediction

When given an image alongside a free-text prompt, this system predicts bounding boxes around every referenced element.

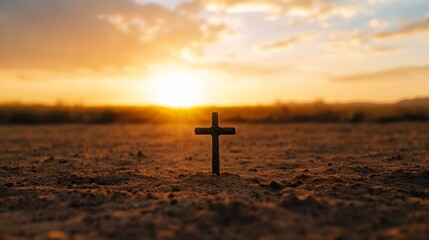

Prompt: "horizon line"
[1,97,429,109]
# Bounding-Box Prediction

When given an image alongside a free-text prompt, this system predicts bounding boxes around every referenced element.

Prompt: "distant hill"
[397,98,429,105]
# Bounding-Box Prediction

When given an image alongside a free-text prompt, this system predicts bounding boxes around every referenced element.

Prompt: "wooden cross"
[195,112,236,175]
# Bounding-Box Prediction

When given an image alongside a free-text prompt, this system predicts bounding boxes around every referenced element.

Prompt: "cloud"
[367,0,387,5]
[256,36,301,52]
[328,29,401,55]
[256,33,315,52]
[286,5,357,26]
[328,31,369,50]
[369,46,399,54]
[374,16,429,39]
[330,65,429,81]
[190,61,291,76]
[0,0,227,72]
[368,19,389,29]
[330,15,429,53]
[197,0,357,22]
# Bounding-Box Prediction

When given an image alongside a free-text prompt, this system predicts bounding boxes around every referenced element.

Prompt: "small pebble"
[290,180,303,187]
[147,193,157,199]
[269,181,284,190]
[251,178,261,183]
[137,151,146,158]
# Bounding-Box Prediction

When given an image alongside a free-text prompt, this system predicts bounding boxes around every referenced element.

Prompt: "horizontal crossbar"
[195,127,236,135]
[195,128,212,135]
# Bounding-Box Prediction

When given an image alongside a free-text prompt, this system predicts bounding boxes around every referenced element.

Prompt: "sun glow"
[147,69,205,108]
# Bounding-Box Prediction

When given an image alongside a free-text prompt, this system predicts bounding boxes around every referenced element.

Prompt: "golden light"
[147,69,205,108]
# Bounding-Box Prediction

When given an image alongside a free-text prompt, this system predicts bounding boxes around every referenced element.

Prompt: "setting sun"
[147,70,205,108]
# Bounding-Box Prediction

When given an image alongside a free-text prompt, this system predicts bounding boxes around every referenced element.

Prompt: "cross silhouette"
[195,112,236,175]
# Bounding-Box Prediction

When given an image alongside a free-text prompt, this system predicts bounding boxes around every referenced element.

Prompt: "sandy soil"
[0,123,428,240]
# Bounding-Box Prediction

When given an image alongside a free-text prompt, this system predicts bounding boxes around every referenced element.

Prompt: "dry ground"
[0,123,428,240]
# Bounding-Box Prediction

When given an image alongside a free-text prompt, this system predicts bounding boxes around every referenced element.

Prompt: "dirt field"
[0,123,428,240]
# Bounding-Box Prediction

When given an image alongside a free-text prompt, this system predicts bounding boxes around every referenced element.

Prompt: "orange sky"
[1,0,429,107]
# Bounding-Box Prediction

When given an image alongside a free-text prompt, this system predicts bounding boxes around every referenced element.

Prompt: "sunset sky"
[1,0,429,107]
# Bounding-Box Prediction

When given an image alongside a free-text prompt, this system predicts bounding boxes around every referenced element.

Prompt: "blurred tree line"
[0,103,428,124]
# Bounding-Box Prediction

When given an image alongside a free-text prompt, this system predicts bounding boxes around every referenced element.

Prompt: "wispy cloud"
[367,0,388,5]
[255,33,315,53]
[330,65,429,81]
[374,16,429,39]
[368,19,389,29]
[197,0,357,22]
[328,28,404,55]
[369,46,399,54]
[286,5,358,26]
[190,61,292,76]
[328,31,369,51]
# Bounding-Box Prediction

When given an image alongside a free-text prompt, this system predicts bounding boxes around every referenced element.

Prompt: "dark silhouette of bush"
[44,109,72,124]
[90,109,117,124]
[7,110,41,124]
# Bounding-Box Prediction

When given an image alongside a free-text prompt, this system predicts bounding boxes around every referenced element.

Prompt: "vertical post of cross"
[195,112,236,175]
[211,112,220,175]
